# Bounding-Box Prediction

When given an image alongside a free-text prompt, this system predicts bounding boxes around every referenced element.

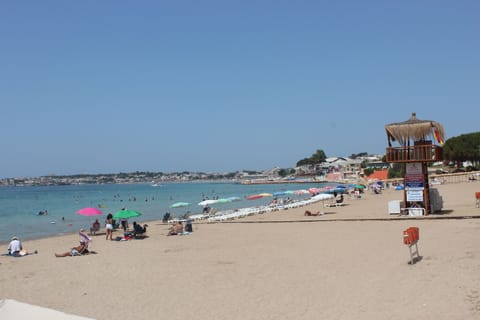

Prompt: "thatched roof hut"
[385,112,445,146]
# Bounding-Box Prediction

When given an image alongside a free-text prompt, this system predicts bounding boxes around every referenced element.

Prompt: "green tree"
[278,169,289,177]
[350,152,368,159]
[363,168,374,176]
[443,132,480,168]
[388,163,404,179]
[296,149,327,166]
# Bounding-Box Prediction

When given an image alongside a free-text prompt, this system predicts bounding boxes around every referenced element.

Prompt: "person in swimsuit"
[54,240,87,257]
[304,210,324,216]
[105,213,113,240]
[167,222,184,236]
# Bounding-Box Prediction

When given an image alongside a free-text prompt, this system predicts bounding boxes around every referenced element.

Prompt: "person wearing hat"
[7,236,23,257]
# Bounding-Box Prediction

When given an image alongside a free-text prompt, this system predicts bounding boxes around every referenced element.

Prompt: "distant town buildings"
[0,154,387,186]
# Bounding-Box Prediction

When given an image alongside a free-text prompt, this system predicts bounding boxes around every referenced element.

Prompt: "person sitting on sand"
[54,240,88,257]
[7,236,37,257]
[7,236,25,257]
[162,212,171,223]
[133,221,148,235]
[336,194,344,203]
[167,221,184,236]
[304,210,324,216]
[90,219,100,236]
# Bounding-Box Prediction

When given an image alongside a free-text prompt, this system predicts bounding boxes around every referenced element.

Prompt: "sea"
[0,181,333,243]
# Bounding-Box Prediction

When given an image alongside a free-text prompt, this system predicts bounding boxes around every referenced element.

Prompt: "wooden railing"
[386,144,443,163]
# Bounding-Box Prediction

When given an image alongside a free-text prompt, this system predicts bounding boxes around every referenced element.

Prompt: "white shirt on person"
[8,239,22,254]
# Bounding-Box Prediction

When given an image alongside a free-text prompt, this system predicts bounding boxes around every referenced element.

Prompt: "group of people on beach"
[167,218,193,236]
[7,214,193,259]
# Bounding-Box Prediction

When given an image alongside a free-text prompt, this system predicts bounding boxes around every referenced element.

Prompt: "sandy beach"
[1,181,480,319]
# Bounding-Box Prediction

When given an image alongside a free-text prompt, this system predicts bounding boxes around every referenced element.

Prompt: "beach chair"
[78,231,92,254]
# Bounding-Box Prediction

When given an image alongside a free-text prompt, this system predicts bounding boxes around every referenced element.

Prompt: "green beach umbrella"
[113,209,142,219]
[170,202,191,208]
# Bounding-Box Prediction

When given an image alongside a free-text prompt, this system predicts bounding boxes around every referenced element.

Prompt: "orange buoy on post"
[403,227,420,265]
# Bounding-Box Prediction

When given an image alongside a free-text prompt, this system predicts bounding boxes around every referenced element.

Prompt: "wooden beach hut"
[385,112,445,215]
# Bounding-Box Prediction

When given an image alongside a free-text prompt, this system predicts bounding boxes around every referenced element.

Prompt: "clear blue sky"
[1,1,478,178]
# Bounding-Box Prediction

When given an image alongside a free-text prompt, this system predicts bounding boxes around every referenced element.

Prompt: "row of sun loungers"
[184,197,331,222]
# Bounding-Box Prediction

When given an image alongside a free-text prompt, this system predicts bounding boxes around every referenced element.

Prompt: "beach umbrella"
[113,209,142,219]
[311,193,334,201]
[226,196,241,202]
[247,193,273,200]
[273,191,287,197]
[76,207,103,216]
[259,193,272,197]
[198,199,218,206]
[306,188,319,194]
[170,202,191,208]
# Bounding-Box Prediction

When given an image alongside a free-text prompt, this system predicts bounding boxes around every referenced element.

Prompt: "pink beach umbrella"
[76,207,104,216]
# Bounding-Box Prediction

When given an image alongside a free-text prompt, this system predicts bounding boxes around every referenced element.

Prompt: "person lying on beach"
[54,240,88,257]
[304,210,324,216]
[167,222,184,236]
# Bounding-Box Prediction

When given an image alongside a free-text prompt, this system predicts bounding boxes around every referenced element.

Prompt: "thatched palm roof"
[385,112,445,146]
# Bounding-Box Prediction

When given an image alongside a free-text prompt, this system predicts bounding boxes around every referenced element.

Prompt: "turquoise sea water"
[0,182,331,243]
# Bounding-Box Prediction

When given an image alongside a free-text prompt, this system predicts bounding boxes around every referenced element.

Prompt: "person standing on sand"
[105,213,113,240]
